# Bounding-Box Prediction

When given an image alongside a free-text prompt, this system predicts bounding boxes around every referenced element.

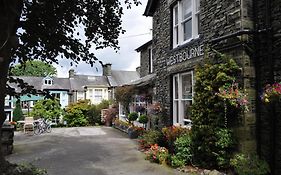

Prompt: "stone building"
[142,0,281,173]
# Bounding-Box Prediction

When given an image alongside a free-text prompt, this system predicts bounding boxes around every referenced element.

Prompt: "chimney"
[69,69,75,78]
[102,63,112,76]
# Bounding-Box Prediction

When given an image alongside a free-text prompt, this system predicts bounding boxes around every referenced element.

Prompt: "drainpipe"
[265,0,275,173]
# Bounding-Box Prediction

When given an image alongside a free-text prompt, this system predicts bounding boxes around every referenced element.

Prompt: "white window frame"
[94,89,103,103]
[173,0,200,48]
[43,77,53,85]
[172,71,194,125]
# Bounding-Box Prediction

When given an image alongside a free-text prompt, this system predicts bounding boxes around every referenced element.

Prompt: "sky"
[55,1,152,78]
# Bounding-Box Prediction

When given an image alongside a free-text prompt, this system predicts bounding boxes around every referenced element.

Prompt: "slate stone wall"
[140,47,150,78]
[149,0,281,173]
[255,0,281,174]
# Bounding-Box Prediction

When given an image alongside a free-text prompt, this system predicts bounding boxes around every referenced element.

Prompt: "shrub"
[171,134,193,168]
[86,105,102,125]
[13,101,23,122]
[191,53,241,168]
[138,114,148,125]
[5,163,47,175]
[64,100,91,127]
[214,128,235,168]
[162,125,190,153]
[138,130,163,150]
[128,112,138,124]
[115,86,135,115]
[230,153,270,175]
[30,99,63,121]
[145,144,169,165]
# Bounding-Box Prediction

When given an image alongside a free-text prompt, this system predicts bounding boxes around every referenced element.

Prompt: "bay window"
[173,0,200,47]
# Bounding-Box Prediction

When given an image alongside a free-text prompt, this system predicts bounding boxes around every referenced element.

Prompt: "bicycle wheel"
[46,125,52,133]
[34,125,41,135]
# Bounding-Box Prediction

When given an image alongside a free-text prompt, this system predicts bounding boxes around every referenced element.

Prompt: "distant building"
[5,64,139,121]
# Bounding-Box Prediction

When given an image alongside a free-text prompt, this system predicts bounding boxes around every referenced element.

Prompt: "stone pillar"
[1,125,14,155]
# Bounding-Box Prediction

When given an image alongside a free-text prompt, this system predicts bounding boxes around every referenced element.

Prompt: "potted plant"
[128,112,138,125]
[128,126,145,139]
[138,114,148,128]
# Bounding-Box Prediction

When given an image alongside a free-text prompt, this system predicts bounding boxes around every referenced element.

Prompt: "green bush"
[214,128,235,168]
[145,144,169,165]
[230,153,270,175]
[86,105,102,125]
[13,101,23,122]
[138,130,164,150]
[191,53,241,168]
[5,163,47,175]
[138,114,148,124]
[30,99,63,121]
[171,134,193,168]
[64,100,91,127]
[128,112,138,123]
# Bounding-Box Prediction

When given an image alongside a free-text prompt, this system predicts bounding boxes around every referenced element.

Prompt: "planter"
[128,129,139,139]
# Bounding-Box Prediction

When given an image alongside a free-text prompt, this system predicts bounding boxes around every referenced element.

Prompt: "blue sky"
[55,1,152,77]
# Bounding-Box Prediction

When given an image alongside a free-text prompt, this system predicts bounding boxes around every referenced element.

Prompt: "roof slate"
[109,70,140,87]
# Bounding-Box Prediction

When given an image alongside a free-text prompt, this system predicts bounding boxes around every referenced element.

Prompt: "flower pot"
[128,130,139,139]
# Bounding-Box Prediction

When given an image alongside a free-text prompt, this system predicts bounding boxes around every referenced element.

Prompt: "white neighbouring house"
[4,64,140,122]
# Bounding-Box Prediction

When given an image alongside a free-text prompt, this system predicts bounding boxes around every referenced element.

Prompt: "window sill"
[169,35,203,54]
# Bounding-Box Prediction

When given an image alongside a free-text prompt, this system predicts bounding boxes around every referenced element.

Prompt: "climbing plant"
[190,52,241,168]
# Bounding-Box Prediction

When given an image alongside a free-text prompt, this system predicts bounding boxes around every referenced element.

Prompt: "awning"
[9,95,44,102]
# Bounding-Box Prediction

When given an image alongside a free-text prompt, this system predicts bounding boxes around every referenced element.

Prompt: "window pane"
[182,0,192,19]
[183,19,192,41]
[174,5,178,25]
[174,101,179,123]
[182,73,192,99]
[175,26,179,45]
[174,76,179,99]
[183,100,192,120]
[195,0,200,12]
[197,13,201,34]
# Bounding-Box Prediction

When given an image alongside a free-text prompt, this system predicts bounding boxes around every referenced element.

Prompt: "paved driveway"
[7,127,185,175]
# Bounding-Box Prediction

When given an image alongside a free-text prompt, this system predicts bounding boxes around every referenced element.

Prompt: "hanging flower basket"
[261,82,281,103]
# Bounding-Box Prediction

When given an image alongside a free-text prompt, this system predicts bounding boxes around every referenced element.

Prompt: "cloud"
[55,0,152,77]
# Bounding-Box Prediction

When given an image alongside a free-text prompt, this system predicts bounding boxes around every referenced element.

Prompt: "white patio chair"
[23,117,34,134]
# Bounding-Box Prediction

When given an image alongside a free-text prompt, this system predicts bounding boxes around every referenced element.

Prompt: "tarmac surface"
[7,127,186,175]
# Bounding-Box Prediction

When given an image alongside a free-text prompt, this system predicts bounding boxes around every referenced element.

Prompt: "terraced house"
[141,0,281,174]
[4,64,139,123]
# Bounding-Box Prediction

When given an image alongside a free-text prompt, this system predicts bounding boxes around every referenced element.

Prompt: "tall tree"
[0,0,140,172]
[10,60,57,77]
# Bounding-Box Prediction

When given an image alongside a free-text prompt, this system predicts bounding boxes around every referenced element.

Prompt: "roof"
[135,40,152,52]
[109,70,140,87]
[69,75,110,91]
[10,76,70,92]
[129,73,156,87]
[144,0,158,16]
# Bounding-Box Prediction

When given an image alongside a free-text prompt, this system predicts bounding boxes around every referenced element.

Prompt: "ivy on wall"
[191,52,241,168]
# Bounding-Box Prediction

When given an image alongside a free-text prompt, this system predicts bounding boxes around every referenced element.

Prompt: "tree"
[12,101,23,122]
[30,99,63,121]
[10,60,57,77]
[0,0,140,172]
[115,86,135,115]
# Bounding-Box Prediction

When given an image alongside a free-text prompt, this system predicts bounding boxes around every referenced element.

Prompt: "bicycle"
[34,118,52,135]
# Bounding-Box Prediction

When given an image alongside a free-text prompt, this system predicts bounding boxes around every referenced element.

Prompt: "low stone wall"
[1,125,14,155]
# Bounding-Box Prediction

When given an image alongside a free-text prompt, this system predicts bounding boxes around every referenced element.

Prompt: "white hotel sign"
[166,45,204,66]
